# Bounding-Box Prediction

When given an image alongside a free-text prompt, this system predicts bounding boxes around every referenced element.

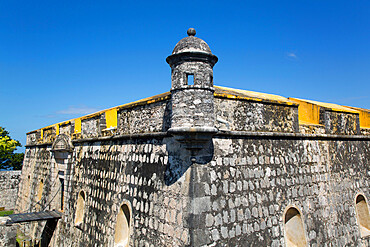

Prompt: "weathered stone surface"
[15,135,370,246]
[214,97,298,132]
[0,170,21,210]
[320,110,360,135]
[118,100,171,134]
[16,29,370,247]
[0,225,17,247]
[81,114,105,138]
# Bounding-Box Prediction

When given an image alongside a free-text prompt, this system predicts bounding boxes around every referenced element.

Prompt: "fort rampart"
[11,29,370,246]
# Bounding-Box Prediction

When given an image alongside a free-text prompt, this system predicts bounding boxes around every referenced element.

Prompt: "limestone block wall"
[299,124,326,135]
[16,146,69,241]
[18,87,370,247]
[192,137,370,246]
[26,131,40,146]
[0,225,17,247]
[81,114,106,138]
[117,100,171,134]
[214,98,299,133]
[0,170,21,210]
[362,128,370,135]
[17,134,370,247]
[49,137,194,247]
[59,122,73,135]
[320,110,360,135]
[171,88,215,128]
[43,127,57,143]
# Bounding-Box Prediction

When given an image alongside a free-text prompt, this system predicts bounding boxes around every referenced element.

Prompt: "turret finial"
[187,28,196,36]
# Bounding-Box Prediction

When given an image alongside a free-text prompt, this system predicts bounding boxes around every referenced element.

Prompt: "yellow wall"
[105,109,118,129]
[359,111,370,128]
[289,98,320,125]
[74,118,81,133]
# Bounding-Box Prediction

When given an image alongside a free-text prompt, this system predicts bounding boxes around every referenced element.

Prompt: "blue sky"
[1,0,369,152]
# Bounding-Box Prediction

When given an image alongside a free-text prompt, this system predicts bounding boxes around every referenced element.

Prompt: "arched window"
[75,191,86,226]
[37,179,44,201]
[114,203,131,247]
[284,207,307,247]
[355,194,370,237]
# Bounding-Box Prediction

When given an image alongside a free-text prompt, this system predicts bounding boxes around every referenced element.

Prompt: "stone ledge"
[25,130,370,148]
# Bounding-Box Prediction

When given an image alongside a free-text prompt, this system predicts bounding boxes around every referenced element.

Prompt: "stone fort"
[9,28,370,246]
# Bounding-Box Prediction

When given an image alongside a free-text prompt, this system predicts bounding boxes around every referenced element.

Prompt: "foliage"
[0,126,24,170]
[0,210,13,217]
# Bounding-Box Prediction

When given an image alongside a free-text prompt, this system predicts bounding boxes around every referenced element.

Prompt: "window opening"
[60,178,64,211]
[114,203,131,247]
[355,194,370,237]
[284,207,307,247]
[37,179,44,201]
[75,191,85,226]
[187,74,194,85]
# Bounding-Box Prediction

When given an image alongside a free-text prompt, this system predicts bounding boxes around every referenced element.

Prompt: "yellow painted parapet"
[74,118,81,133]
[345,106,370,128]
[26,91,171,140]
[26,86,370,143]
[214,86,297,106]
[115,92,171,110]
[289,97,360,125]
[105,108,117,129]
[290,98,359,113]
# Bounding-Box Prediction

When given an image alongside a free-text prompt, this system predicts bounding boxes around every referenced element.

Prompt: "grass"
[16,229,29,246]
[0,210,13,216]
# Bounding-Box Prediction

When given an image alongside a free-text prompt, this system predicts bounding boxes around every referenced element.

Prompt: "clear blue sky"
[1,0,369,152]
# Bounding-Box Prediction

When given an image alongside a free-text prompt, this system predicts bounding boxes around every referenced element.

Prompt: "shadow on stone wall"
[164,137,214,186]
[162,100,172,132]
[40,219,58,247]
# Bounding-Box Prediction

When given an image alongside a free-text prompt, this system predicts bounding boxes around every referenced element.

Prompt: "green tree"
[0,126,24,170]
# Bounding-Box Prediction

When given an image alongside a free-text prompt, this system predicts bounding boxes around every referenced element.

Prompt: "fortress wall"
[362,128,370,135]
[16,148,55,214]
[54,137,193,247]
[19,136,194,247]
[15,146,67,241]
[214,98,299,133]
[16,28,370,246]
[17,94,370,247]
[16,147,37,213]
[18,135,370,247]
[24,92,369,148]
[320,110,359,135]
[59,123,73,135]
[0,170,21,210]
[117,99,171,135]
[192,137,370,246]
[81,115,105,138]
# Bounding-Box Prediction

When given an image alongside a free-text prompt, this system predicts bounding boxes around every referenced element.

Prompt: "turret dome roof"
[172,28,212,55]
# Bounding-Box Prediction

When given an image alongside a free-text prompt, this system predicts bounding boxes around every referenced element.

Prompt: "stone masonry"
[11,29,370,247]
[0,170,21,210]
[0,171,20,247]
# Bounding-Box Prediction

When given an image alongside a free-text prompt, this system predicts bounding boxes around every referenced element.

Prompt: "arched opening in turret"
[355,194,370,237]
[74,190,86,226]
[284,207,307,247]
[114,203,131,247]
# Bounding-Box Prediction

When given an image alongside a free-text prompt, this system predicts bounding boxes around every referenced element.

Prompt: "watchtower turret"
[166,28,218,157]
